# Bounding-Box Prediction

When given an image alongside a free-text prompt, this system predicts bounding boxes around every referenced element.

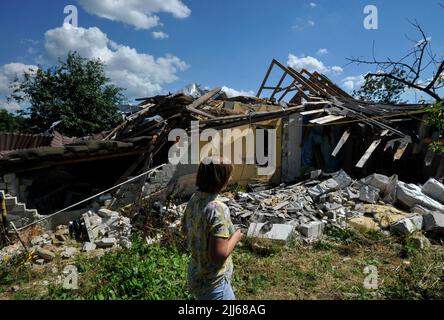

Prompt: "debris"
[247,223,295,243]
[35,248,55,261]
[95,237,117,248]
[298,221,324,239]
[82,242,96,252]
[364,174,389,194]
[359,185,380,204]
[423,212,444,233]
[390,218,417,236]
[396,182,444,212]
[422,178,444,204]
[60,247,77,259]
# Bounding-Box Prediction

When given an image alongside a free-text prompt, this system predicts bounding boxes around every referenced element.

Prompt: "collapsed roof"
[0,59,439,180]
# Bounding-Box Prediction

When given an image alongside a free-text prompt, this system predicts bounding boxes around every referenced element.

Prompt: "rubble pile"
[221,170,444,243]
[0,206,132,265]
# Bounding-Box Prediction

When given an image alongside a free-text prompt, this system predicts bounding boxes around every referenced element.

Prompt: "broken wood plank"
[332,129,350,157]
[424,149,435,167]
[309,115,345,124]
[187,87,222,110]
[356,139,381,168]
[394,136,412,161]
[300,108,325,116]
[185,105,217,119]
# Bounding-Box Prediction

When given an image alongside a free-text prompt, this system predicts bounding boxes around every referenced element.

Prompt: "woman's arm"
[208,230,243,264]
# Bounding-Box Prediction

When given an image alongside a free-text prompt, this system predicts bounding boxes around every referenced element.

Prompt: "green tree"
[10,52,124,137]
[353,69,407,104]
[427,75,444,155]
[0,109,28,132]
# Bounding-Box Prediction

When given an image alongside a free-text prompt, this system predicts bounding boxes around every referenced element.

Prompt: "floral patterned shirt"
[182,191,235,296]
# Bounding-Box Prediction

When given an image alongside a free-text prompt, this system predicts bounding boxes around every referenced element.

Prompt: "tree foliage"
[354,69,407,104]
[0,109,28,132]
[10,52,124,137]
[427,75,444,155]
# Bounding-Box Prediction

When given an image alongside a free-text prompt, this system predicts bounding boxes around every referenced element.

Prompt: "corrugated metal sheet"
[50,130,76,147]
[0,133,53,152]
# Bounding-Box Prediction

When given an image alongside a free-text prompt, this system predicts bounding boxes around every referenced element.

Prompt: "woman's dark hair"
[196,156,233,193]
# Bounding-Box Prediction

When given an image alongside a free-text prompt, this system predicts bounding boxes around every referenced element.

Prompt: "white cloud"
[341,75,365,91]
[331,66,344,74]
[317,48,328,56]
[287,54,343,75]
[77,0,191,30]
[44,24,188,98]
[308,20,315,27]
[309,2,317,7]
[0,63,38,112]
[152,31,169,39]
[221,86,255,98]
[287,54,328,73]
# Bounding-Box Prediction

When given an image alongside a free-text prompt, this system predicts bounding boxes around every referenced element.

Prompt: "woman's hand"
[233,229,244,243]
[208,230,244,264]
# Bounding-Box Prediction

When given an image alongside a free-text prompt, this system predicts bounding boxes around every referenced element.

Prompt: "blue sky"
[0,0,443,111]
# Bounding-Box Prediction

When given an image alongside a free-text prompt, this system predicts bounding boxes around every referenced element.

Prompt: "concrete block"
[5,196,18,209]
[411,205,431,216]
[364,173,389,194]
[247,222,294,242]
[82,242,96,252]
[390,218,416,235]
[359,185,380,204]
[409,215,423,230]
[397,181,444,212]
[298,221,324,239]
[422,178,444,204]
[98,208,119,218]
[423,212,444,232]
[95,237,117,248]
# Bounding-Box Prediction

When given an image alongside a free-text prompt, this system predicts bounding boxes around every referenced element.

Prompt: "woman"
[182,156,244,300]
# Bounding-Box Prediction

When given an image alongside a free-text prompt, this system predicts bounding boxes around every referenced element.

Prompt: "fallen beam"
[356,139,382,168]
[332,129,350,157]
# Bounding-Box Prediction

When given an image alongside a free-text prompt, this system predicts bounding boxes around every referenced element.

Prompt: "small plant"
[313,240,334,251]
[226,183,247,194]
[326,226,358,244]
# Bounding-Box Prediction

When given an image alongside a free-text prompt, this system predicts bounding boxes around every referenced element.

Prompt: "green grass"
[2,228,444,300]
[44,238,191,300]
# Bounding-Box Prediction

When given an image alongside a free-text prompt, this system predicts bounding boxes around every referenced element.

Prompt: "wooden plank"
[186,87,222,110]
[332,130,350,157]
[394,136,412,161]
[300,108,325,116]
[185,105,216,119]
[356,139,381,168]
[309,115,345,124]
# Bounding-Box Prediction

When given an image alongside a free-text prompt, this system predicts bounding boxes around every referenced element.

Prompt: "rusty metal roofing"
[0,133,53,152]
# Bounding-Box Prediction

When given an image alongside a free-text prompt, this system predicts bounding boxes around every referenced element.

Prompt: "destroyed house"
[0,59,442,229]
